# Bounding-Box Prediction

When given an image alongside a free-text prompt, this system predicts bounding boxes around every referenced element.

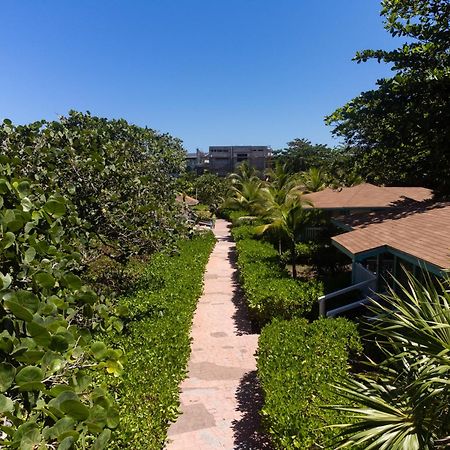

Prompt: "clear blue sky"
[0,1,397,152]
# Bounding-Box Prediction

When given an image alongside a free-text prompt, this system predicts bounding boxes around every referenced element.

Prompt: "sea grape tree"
[0,171,122,448]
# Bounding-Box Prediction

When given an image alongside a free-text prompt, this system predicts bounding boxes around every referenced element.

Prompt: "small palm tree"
[301,167,329,192]
[223,177,263,215]
[329,273,450,449]
[255,191,312,278]
[228,160,259,188]
[265,161,301,192]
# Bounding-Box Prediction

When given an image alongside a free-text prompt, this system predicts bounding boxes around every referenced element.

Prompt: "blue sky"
[0,1,397,152]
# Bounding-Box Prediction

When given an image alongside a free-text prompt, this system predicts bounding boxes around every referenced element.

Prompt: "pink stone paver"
[166,220,270,450]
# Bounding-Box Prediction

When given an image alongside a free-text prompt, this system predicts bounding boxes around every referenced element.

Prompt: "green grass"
[101,232,215,449]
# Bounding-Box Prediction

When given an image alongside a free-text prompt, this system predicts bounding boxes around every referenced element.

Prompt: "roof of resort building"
[332,203,450,270]
[304,183,433,209]
[175,194,199,206]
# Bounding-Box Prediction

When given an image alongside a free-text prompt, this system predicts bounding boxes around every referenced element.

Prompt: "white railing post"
[319,298,326,317]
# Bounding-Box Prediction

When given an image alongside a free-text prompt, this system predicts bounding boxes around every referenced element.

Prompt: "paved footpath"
[166,220,271,450]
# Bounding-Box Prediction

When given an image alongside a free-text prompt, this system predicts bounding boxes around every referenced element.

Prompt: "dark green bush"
[101,232,215,449]
[236,239,323,326]
[257,318,362,449]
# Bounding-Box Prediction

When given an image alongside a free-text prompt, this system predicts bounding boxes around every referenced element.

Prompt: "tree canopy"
[0,111,187,264]
[326,0,450,195]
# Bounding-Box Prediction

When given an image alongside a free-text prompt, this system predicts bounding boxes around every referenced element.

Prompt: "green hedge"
[257,318,362,449]
[102,233,215,449]
[230,224,260,241]
[235,239,323,326]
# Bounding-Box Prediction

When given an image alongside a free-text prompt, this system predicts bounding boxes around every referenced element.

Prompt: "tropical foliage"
[176,172,228,209]
[326,0,450,194]
[255,192,312,279]
[0,112,193,448]
[0,171,121,449]
[0,111,186,267]
[235,237,322,326]
[330,273,450,449]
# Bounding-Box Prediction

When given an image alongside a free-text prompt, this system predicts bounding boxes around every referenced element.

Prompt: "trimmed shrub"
[229,210,253,225]
[231,224,260,241]
[257,318,362,449]
[236,239,323,326]
[101,232,215,449]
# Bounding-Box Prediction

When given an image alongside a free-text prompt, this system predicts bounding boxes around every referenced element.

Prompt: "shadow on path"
[232,370,273,450]
[228,246,259,336]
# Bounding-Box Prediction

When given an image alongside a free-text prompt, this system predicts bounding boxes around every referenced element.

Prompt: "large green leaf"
[4,300,34,322]
[34,272,56,289]
[15,366,44,391]
[46,417,76,440]
[0,272,12,290]
[92,429,111,450]
[15,290,39,313]
[27,321,51,347]
[23,247,36,264]
[0,363,16,392]
[91,342,107,360]
[60,399,89,421]
[0,393,14,413]
[0,231,15,249]
[44,198,66,219]
[63,273,82,290]
[57,436,75,450]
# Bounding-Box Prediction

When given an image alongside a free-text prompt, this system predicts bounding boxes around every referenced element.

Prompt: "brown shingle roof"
[333,203,450,270]
[304,183,433,209]
[175,194,199,206]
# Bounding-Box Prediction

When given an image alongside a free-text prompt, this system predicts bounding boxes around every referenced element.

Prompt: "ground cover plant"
[257,317,362,449]
[100,233,215,449]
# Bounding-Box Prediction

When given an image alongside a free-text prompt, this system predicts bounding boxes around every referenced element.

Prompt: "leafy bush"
[101,233,215,449]
[0,174,121,449]
[257,318,362,449]
[0,112,187,267]
[229,210,253,225]
[230,224,260,241]
[236,239,323,326]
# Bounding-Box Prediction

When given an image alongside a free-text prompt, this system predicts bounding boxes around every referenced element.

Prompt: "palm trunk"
[291,242,297,279]
[278,238,282,255]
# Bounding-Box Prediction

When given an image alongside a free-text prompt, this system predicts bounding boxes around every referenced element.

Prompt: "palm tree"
[228,160,260,188]
[223,177,263,215]
[329,273,450,449]
[265,161,300,192]
[255,191,312,278]
[301,167,329,192]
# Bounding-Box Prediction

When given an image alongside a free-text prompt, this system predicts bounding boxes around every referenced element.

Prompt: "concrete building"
[207,146,272,176]
[185,149,208,174]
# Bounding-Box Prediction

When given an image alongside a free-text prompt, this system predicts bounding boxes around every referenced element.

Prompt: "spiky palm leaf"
[223,177,263,214]
[329,273,450,449]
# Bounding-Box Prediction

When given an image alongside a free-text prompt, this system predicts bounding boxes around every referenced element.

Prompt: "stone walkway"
[166,220,271,450]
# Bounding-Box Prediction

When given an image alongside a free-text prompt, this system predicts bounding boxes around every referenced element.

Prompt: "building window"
[237,154,248,162]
